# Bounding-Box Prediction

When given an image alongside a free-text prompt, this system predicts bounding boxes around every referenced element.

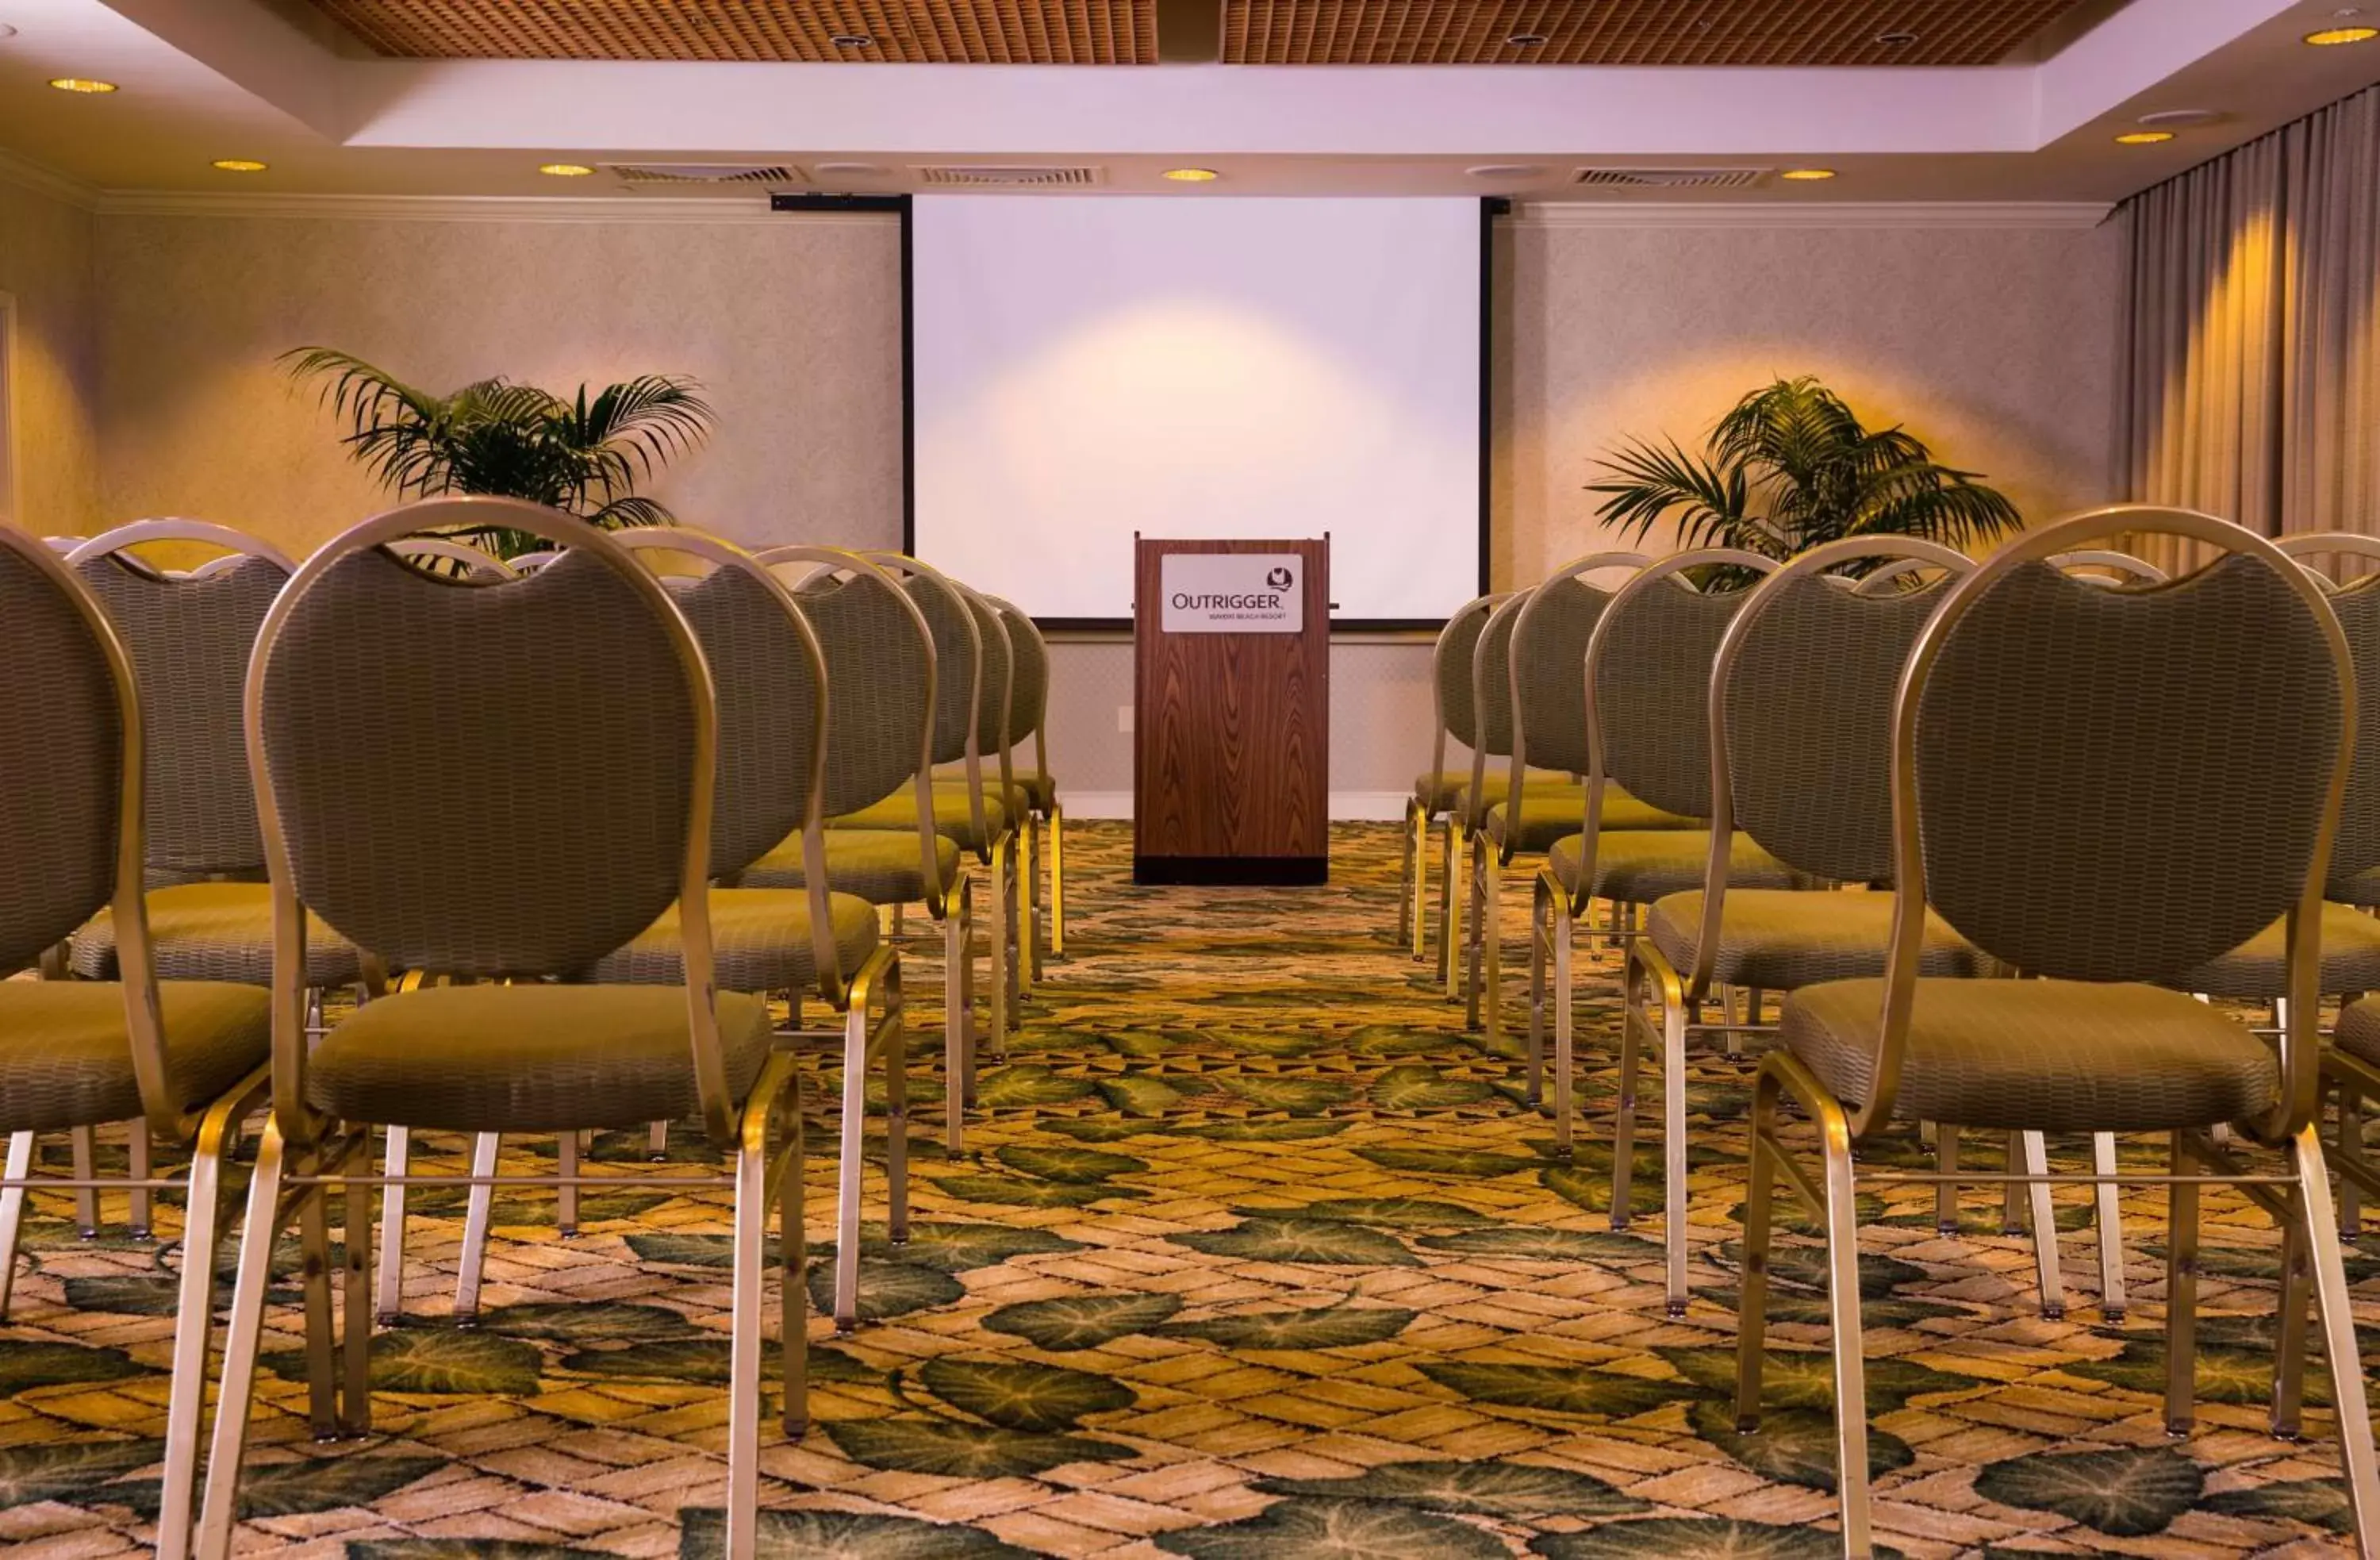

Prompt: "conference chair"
[200,498,811,1560]
[937,578,1032,1004]
[50,523,370,1254]
[740,547,977,1155]
[1539,551,1799,1165]
[1618,540,1986,1312]
[1402,594,1503,961]
[1737,507,2379,1558]
[420,529,900,1333]
[1480,555,1700,1071]
[988,595,1063,972]
[0,527,275,1560]
[1445,591,1530,1003]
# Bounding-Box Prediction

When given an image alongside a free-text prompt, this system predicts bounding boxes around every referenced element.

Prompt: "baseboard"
[1061,790,1409,822]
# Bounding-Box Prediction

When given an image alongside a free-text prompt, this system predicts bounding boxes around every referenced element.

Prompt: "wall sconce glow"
[211,159,268,173]
[48,77,118,94]
[2304,25,2378,43]
[2114,131,2175,145]
[538,163,596,177]
[1779,168,1837,181]
[1162,168,1220,183]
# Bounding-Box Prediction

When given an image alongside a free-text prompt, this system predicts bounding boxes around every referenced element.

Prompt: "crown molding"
[0,148,100,212]
[92,189,894,223]
[1511,199,2113,229]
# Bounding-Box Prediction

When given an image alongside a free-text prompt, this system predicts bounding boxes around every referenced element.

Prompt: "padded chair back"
[763,548,938,820]
[2279,533,2380,898]
[1716,540,1970,885]
[1585,551,1779,821]
[67,523,297,885]
[251,500,710,981]
[1510,557,1646,779]
[615,530,827,881]
[1435,594,1503,751]
[0,532,134,971]
[961,586,1012,763]
[1469,592,1530,758]
[990,597,1048,748]
[870,556,980,767]
[1906,509,2344,989]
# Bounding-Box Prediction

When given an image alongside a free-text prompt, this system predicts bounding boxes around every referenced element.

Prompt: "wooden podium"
[1133,537,1330,885]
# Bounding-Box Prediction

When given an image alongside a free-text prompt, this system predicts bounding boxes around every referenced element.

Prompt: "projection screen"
[910,196,1486,626]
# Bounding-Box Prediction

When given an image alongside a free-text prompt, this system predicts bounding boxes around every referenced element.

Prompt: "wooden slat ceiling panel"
[303,2,1157,63]
[1223,0,2090,66]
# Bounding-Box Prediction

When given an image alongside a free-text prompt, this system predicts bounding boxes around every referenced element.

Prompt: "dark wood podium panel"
[1134,538,1330,886]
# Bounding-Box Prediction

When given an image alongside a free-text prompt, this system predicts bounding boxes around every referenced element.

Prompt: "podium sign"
[1159,553,1307,633]
[1134,537,1330,886]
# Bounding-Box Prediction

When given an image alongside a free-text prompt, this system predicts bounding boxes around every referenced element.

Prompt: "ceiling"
[0,0,2376,204]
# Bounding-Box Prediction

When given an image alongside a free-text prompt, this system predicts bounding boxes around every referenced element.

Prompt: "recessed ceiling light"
[1467,163,1549,180]
[1779,167,1837,181]
[2115,130,2175,145]
[2305,25,2378,43]
[1506,32,1547,46]
[48,77,117,94]
[1162,167,1219,182]
[538,162,596,177]
[1875,29,1918,45]
[830,33,873,48]
[211,159,268,173]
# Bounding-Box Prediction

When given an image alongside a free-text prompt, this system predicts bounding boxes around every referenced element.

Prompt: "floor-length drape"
[2120,83,2380,570]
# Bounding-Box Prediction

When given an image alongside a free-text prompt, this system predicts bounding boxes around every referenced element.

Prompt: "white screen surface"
[912,197,1482,623]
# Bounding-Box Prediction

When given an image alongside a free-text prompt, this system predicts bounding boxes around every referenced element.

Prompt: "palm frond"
[1587,437,1756,551]
[585,494,678,530]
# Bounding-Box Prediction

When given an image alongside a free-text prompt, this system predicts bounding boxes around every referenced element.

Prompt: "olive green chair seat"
[1548,829,1796,904]
[1485,789,1699,853]
[1415,767,1580,816]
[0,979,269,1132]
[831,788,1011,855]
[585,887,880,993]
[307,984,776,1133]
[71,881,366,988]
[934,774,1033,820]
[1011,773,1058,814]
[739,828,963,906]
[1783,978,2278,1134]
[2167,904,2380,1000]
[1646,890,1988,991]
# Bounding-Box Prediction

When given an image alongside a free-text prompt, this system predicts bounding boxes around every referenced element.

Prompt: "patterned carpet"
[0,821,2367,1558]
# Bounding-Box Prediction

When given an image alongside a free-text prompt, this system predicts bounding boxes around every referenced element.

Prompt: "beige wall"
[0,176,102,532]
[92,212,904,559]
[82,205,2124,806]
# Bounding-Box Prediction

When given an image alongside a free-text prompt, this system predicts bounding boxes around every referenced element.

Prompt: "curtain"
[2118,82,2380,571]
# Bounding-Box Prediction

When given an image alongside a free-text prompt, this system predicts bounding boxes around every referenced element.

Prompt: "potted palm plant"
[283,348,717,559]
[1587,376,2021,575]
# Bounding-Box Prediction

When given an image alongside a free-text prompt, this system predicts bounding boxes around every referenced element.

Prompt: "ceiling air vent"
[605,163,803,186]
[1572,167,1772,190]
[915,164,1103,188]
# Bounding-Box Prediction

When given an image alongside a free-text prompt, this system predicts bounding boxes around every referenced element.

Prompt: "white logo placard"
[1160,553,1304,634]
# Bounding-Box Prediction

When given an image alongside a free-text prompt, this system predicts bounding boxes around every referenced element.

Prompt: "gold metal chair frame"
[1614,540,1966,1313]
[197,498,841,1560]
[1402,594,1503,963]
[1735,506,2380,1558]
[0,524,275,1560]
[1450,591,1530,1012]
[983,595,1061,977]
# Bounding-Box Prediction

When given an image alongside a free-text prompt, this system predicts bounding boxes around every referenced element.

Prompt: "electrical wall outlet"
[1118,705,1134,733]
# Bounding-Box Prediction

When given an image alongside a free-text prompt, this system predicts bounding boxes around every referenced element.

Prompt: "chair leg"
[0,1131,33,1320]
[297,1174,339,1439]
[944,904,968,1155]
[2090,1132,2126,1321]
[1933,1128,1959,1234]
[154,1094,244,1560]
[555,1129,580,1238]
[835,993,869,1331]
[649,1120,670,1161]
[2019,1131,2065,1320]
[781,1089,809,1439]
[724,1080,773,1560]
[1552,909,1576,1158]
[988,836,1013,1060]
[339,1156,374,1437]
[1525,878,1547,1106]
[2285,1123,2380,1533]
[1399,800,1423,959]
[1816,1107,1875,1558]
[1463,838,1488,1028]
[72,1124,98,1239]
[1024,810,1045,986]
[1481,847,1505,1050]
[2002,1130,2025,1235]
[2163,1130,2199,1435]
[2274,1200,2312,1440]
[1438,820,1462,999]
[127,1122,153,1240]
[1733,1069,1782,1433]
[1661,978,1692,1316]
[1612,953,1644,1222]
[196,1120,295,1558]
[885,997,910,1253]
[2340,1084,2366,1238]
[1047,801,1065,959]
[453,1132,501,1324]
[376,1126,409,1324]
